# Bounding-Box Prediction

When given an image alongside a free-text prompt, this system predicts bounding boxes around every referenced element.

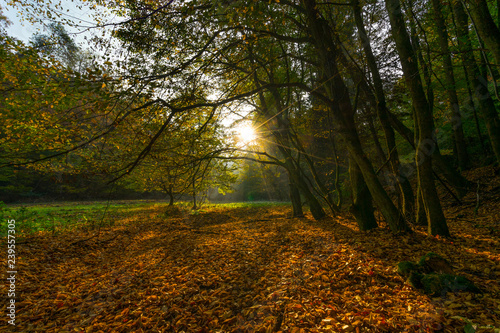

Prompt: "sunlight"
[237,124,257,145]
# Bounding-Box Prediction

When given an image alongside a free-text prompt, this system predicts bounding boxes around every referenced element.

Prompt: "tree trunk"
[192,179,197,210]
[366,111,387,165]
[302,0,410,233]
[387,109,469,198]
[251,53,327,220]
[454,1,500,164]
[352,0,415,219]
[288,163,326,219]
[168,184,174,206]
[464,0,500,66]
[415,186,427,226]
[349,157,378,231]
[461,61,487,154]
[384,0,450,236]
[431,0,469,170]
[329,129,343,209]
[407,0,434,113]
[288,175,304,217]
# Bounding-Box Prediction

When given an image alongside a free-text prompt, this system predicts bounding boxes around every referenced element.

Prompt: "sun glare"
[237,124,257,145]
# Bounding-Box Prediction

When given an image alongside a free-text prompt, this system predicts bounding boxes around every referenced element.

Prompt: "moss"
[418,252,453,274]
[398,253,481,297]
[421,273,482,296]
[397,261,418,278]
[407,271,424,290]
[441,274,482,294]
[421,273,446,296]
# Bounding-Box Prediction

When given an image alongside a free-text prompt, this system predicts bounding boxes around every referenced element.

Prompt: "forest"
[0,0,499,331]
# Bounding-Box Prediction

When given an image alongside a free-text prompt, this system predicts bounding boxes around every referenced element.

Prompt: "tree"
[384,0,449,236]
[453,1,500,164]
[352,0,415,221]
[464,0,500,67]
[430,0,469,170]
[12,0,500,238]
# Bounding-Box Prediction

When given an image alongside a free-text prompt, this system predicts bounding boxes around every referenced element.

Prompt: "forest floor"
[1,167,499,332]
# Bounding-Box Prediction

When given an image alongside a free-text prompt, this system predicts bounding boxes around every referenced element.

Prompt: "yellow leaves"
[341,324,355,331]
[446,302,463,309]
[120,308,130,316]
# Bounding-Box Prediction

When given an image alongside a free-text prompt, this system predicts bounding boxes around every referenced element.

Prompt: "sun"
[236,124,257,145]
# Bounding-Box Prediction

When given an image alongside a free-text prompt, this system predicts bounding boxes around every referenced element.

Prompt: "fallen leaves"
[1,178,499,332]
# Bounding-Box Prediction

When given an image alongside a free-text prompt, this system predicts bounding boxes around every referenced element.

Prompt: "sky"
[1,0,106,46]
[1,0,250,129]
[2,1,40,42]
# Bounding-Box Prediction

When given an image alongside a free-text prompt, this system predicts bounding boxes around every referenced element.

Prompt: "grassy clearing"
[0,200,169,237]
[0,200,291,238]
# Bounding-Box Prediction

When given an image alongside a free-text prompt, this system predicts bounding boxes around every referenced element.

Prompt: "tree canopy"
[3,0,500,236]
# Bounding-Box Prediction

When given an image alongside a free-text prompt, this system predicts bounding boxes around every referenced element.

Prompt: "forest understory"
[1,166,499,333]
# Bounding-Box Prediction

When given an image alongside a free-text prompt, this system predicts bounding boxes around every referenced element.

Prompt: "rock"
[442,275,482,294]
[421,273,445,296]
[421,273,482,296]
[407,271,424,290]
[418,252,454,275]
[397,261,418,278]
[397,253,482,297]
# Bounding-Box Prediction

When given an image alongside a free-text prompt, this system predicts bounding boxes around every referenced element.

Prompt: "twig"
[69,233,100,246]
[242,219,272,223]
[434,171,463,205]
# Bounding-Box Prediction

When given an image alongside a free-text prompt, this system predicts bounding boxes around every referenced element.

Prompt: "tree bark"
[349,157,378,231]
[431,0,469,170]
[289,176,304,217]
[168,184,174,206]
[464,0,500,66]
[415,186,427,226]
[352,0,415,220]
[384,0,450,236]
[302,0,410,233]
[454,1,500,164]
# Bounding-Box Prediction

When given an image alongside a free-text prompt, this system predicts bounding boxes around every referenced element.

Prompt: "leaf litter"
[1,168,499,332]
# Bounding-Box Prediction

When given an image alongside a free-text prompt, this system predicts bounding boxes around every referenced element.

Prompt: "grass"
[0,200,291,238]
[0,200,170,237]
